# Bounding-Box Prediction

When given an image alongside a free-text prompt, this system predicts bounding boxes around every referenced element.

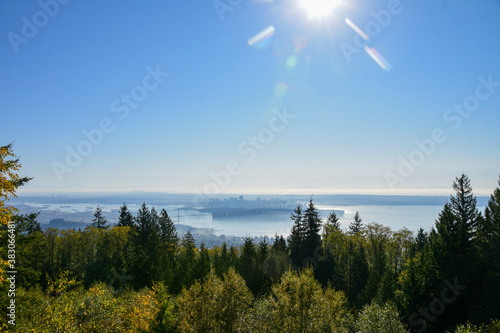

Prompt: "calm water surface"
[25,203,486,237]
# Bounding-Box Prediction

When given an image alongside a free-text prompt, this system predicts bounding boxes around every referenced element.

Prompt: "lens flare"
[300,0,337,19]
[365,47,393,71]
[345,18,369,40]
[248,26,275,47]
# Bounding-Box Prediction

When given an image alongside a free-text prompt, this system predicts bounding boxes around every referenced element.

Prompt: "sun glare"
[300,0,337,19]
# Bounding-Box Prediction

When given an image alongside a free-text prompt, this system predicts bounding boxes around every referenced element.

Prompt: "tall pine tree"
[289,204,305,268]
[349,211,363,234]
[158,208,178,248]
[130,203,160,288]
[116,203,134,227]
[174,230,197,292]
[91,206,108,229]
[238,237,258,294]
[476,176,500,320]
[449,174,480,257]
[303,197,322,261]
[157,208,178,286]
[427,174,481,330]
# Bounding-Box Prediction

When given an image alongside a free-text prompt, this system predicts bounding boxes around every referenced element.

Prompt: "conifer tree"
[476,176,500,320]
[349,211,363,234]
[157,209,178,286]
[326,211,341,231]
[272,234,287,252]
[238,237,258,294]
[256,239,271,294]
[449,174,480,256]
[323,210,341,250]
[264,235,289,282]
[195,242,211,281]
[158,208,178,248]
[351,243,369,307]
[174,230,197,291]
[481,176,500,256]
[182,230,196,249]
[411,227,428,256]
[303,197,322,262]
[214,242,231,277]
[427,174,481,329]
[289,204,305,267]
[14,212,42,235]
[130,203,160,288]
[116,203,134,227]
[91,206,108,229]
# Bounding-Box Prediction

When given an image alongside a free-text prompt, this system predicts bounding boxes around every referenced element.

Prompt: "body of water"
[22,202,486,237]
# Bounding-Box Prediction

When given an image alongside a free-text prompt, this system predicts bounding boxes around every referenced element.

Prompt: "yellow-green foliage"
[17,271,83,332]
[14,271,159,333]
[150,282,178,332]
[451,320,500,333]
[355,302,408,333]
[177,267,253,332]
[0,143,31,291]
[238,268,349,333]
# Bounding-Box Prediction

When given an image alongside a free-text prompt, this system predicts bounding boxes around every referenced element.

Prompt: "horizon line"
[16,187,495,197]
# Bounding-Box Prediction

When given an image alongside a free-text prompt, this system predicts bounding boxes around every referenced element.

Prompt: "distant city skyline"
[2,0,499,197]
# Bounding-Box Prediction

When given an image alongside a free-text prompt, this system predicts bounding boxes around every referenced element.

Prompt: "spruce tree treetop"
[414,227,428,252]
[117,203,134,227]
[159,208,179,246]
[272,234,287,252]
[483,176,500,235]
[91,205,108,229]
[303,197,322,259]
[326,211,341,230]
[14,212,42,235]
[240,237,256,258]
[289,204,304,245]
[450,174,480,232]
[182,230,196,249]
[258,239,269,260]
[432,203,458,259]
[290,204,303,226]
[289,204,305,267]
[349,211,363,234]
[324,211,341,246]
[487,176,500,222]
[429,174,484,298]
[135,202,154,233]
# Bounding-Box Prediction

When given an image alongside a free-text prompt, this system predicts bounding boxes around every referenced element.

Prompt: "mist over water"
[206,205,449,237]
[19,202,487,237]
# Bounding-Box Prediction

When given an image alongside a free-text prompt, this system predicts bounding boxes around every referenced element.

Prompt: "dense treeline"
[1,144,500,332]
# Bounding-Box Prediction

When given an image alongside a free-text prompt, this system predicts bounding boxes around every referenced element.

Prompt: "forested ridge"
[1,144,500,332]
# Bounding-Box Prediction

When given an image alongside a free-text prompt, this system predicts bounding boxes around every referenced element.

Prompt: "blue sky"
[1,0,499,196]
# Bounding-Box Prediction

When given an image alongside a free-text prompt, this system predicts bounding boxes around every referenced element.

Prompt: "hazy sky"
[1,0,499,196]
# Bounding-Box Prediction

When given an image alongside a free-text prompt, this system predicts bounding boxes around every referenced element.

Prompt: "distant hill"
[44,218,89,230]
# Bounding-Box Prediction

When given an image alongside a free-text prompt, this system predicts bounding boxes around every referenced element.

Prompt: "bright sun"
[300,0,337,19]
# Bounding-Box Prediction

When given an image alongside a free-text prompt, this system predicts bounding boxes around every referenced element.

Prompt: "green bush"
[237,268,349,333]
[355,302,408,333]
[178,268,253,332]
